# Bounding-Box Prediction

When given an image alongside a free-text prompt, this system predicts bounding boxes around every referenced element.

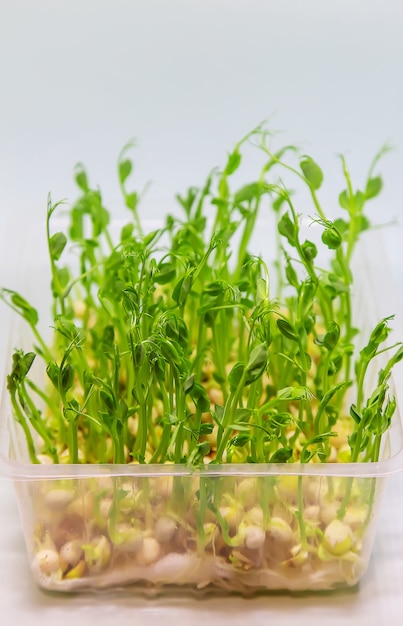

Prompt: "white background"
[1,1,403,623]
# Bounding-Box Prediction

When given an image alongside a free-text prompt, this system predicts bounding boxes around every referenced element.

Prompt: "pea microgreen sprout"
[1,126,401,592]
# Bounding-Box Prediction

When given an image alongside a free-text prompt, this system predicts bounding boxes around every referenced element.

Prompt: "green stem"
[10,394,40,464]
[297,475,307,547]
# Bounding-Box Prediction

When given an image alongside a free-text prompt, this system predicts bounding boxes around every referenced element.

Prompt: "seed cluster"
[29,473,373,592]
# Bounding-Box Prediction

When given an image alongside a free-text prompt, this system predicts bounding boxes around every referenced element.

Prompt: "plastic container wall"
[15,471,388,593]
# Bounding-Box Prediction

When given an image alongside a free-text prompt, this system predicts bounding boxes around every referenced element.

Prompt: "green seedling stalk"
[18,382,59,463]
[9,392,40,464]
[215,367,249,462]
[297,475,308,548]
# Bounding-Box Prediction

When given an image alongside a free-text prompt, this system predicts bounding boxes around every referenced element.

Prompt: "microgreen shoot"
[1,127,400,472]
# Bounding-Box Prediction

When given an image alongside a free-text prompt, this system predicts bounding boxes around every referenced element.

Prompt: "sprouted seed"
[2,125,402,593]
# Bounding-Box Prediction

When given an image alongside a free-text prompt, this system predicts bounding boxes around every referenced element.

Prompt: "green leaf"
[285,261,299,289]
[183,374,195,394]
[245,343,268,384]
[198,422,214,436]
[64,399,80,423]
[323,321,340,351]
[300,449,313,463]
[229,433,251,448]
[378,345,403,386]
[74,164,89,192]
[354,191,366,212]
[133,342,146,367]
[322,228,342,250]
[121,287,139,315]
[365,176,382,200]
[172,271,193,306]
[125,191,138,212]
[234,182,262,204]
[272,194,288,214]
[301,240,317,262]
[333,218,349,234]
[1,289,39,327]
[69,207,84,240]
[49,232,67,261]
[46,363,60,389]
[61,364,75,392]
[278,212,296,246]
[176,187,198,216]
[277,319,298,342]
[303,316,315,335]
[154,262,176,285]
[328,353,343,375]
[300,155,323,190]
[269,447,293,463]
[158,337,181,364]
[187,441,211,465]
[270,412,294,427]
[143,229,161,247]
[119,159,132,185]
[318,381,350,411]
[224,150,242,175]
[120,222,134,241]
[356,214,370,234]
[204,281,227,297]
[256,278,268,302]
[227,422,251,432]
[54,316,85,344]
[360,317,393,361]
[7,351,36,391]
[277,386,312,401]
[338,190,350,211]
[214,404,225,424]
[228,362,245,392]
[306,432,337,446]
[232,407,253,423]
[298,279,317,315]
[103,325,115,345]
[298,351,312,371]
[100,389,115,413]
[57,267,71,290]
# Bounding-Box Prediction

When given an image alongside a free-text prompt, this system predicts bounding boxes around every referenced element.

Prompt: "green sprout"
[1,127,400,472]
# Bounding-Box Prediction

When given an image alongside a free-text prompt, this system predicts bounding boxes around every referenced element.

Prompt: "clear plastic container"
[1,409,403,593]
[1,229,403,595]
